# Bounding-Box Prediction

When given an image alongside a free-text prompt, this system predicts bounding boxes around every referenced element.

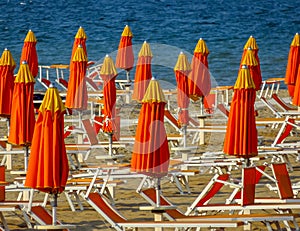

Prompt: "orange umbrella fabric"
[131,78,170,177]
[100,55,118,135]
[285,33,300,98]
[240,47,262,91]
[132,41,153,102]
[20,30,38,77]
[65,45,88,110]
[0,48,16,117]
[25,87,68,194]
[115,25,134,72]
[223,65,258,159]
[174,52,191,125]
[292,67,300,106]
[8,61,35,146]
[188,38,211,100]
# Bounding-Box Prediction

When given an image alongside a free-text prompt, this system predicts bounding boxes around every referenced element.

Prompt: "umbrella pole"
[126,70,130,83]
[6,118,10,136]
[156,178,161,207]
[108,133,113,156]
[199,96,204,115]
[183,125,187,147]
[52,194,58,226]
[24,145,29,172]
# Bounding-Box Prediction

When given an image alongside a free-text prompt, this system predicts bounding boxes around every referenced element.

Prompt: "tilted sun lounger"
[80,191,244,230]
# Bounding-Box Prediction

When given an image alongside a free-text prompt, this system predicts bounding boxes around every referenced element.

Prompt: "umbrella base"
[34,224,76,230]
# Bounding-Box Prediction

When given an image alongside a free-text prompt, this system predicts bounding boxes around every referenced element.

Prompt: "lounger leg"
[64,192,76,212]
[0,212,8,231]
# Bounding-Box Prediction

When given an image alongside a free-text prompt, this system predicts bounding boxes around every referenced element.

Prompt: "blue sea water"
[0,0,299,89]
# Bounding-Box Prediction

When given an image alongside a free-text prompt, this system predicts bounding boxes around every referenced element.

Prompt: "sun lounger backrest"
[271,163,294,199]
[274,118,295,144]
[58,78,68,89]
[82,119,99,145]
[164,109,181,130]
[0,166,5,201]
[141,188,185,219]
[271,93,294,111]
[196,174,230,207]
[217,104,229,117]
[30,206,68,230]
[234,165,266,200]
[88,192,127,223]
[241,167,256,206]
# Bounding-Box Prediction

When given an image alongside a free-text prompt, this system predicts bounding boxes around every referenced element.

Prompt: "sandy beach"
[1,88,300,231]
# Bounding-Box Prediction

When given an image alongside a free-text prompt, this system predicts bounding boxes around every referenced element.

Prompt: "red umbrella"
[132,41,153,102]
[131,78,170,206]
[240,47,262,91]
[174,52,191,147]
[0,48,16,118]
[115,25,134,82]
[25,86,69,226]
[223,65,258,165]
[188,38,211,114]
[65,45,88,111]
[100,55,118,155]
[285,33,300,98]
[8,61,35,170]
[20,30,38,78]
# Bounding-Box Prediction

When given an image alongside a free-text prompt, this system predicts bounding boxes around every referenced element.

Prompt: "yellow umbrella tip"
[244,35,258,50]
[75,26,87,39]
[142,78,166,103]
[174,52,191,72]
[234,65,256,89]
[138,41,153,57]
[121,25,133,37]
[291,33,300,47]
[72,46,88,62]
[24,30,37,42]
[0,48,16,67]
[194,38,209,54]
[100,55,118,76]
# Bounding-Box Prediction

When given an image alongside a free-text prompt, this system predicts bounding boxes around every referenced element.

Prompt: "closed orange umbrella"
[174,52,191,147]
[8,61,35,170]
[188,38,211,99]
[100,55,118,155]
[115,25,134,82]
[132,41,153,102]
[20,30,38,77]
[70,27,87,69]
[0,48,16,118]
[131,78,170,206]
[100,55,118,133]
[223,65,258,165]
[241,47,262,91]
[25,86,69,226]
[65,45,88,111]
[285,33,300,98]
[241,36,261,80]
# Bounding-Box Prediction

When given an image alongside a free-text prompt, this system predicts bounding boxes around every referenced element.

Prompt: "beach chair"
[139,179,298,231]
[65,119,127,167]
[80,191,243,231]
[21,205,71,230]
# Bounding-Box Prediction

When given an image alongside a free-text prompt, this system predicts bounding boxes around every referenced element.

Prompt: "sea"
[0,0,299,90]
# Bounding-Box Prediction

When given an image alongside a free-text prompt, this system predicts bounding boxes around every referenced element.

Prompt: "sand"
[2,88,300,230]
